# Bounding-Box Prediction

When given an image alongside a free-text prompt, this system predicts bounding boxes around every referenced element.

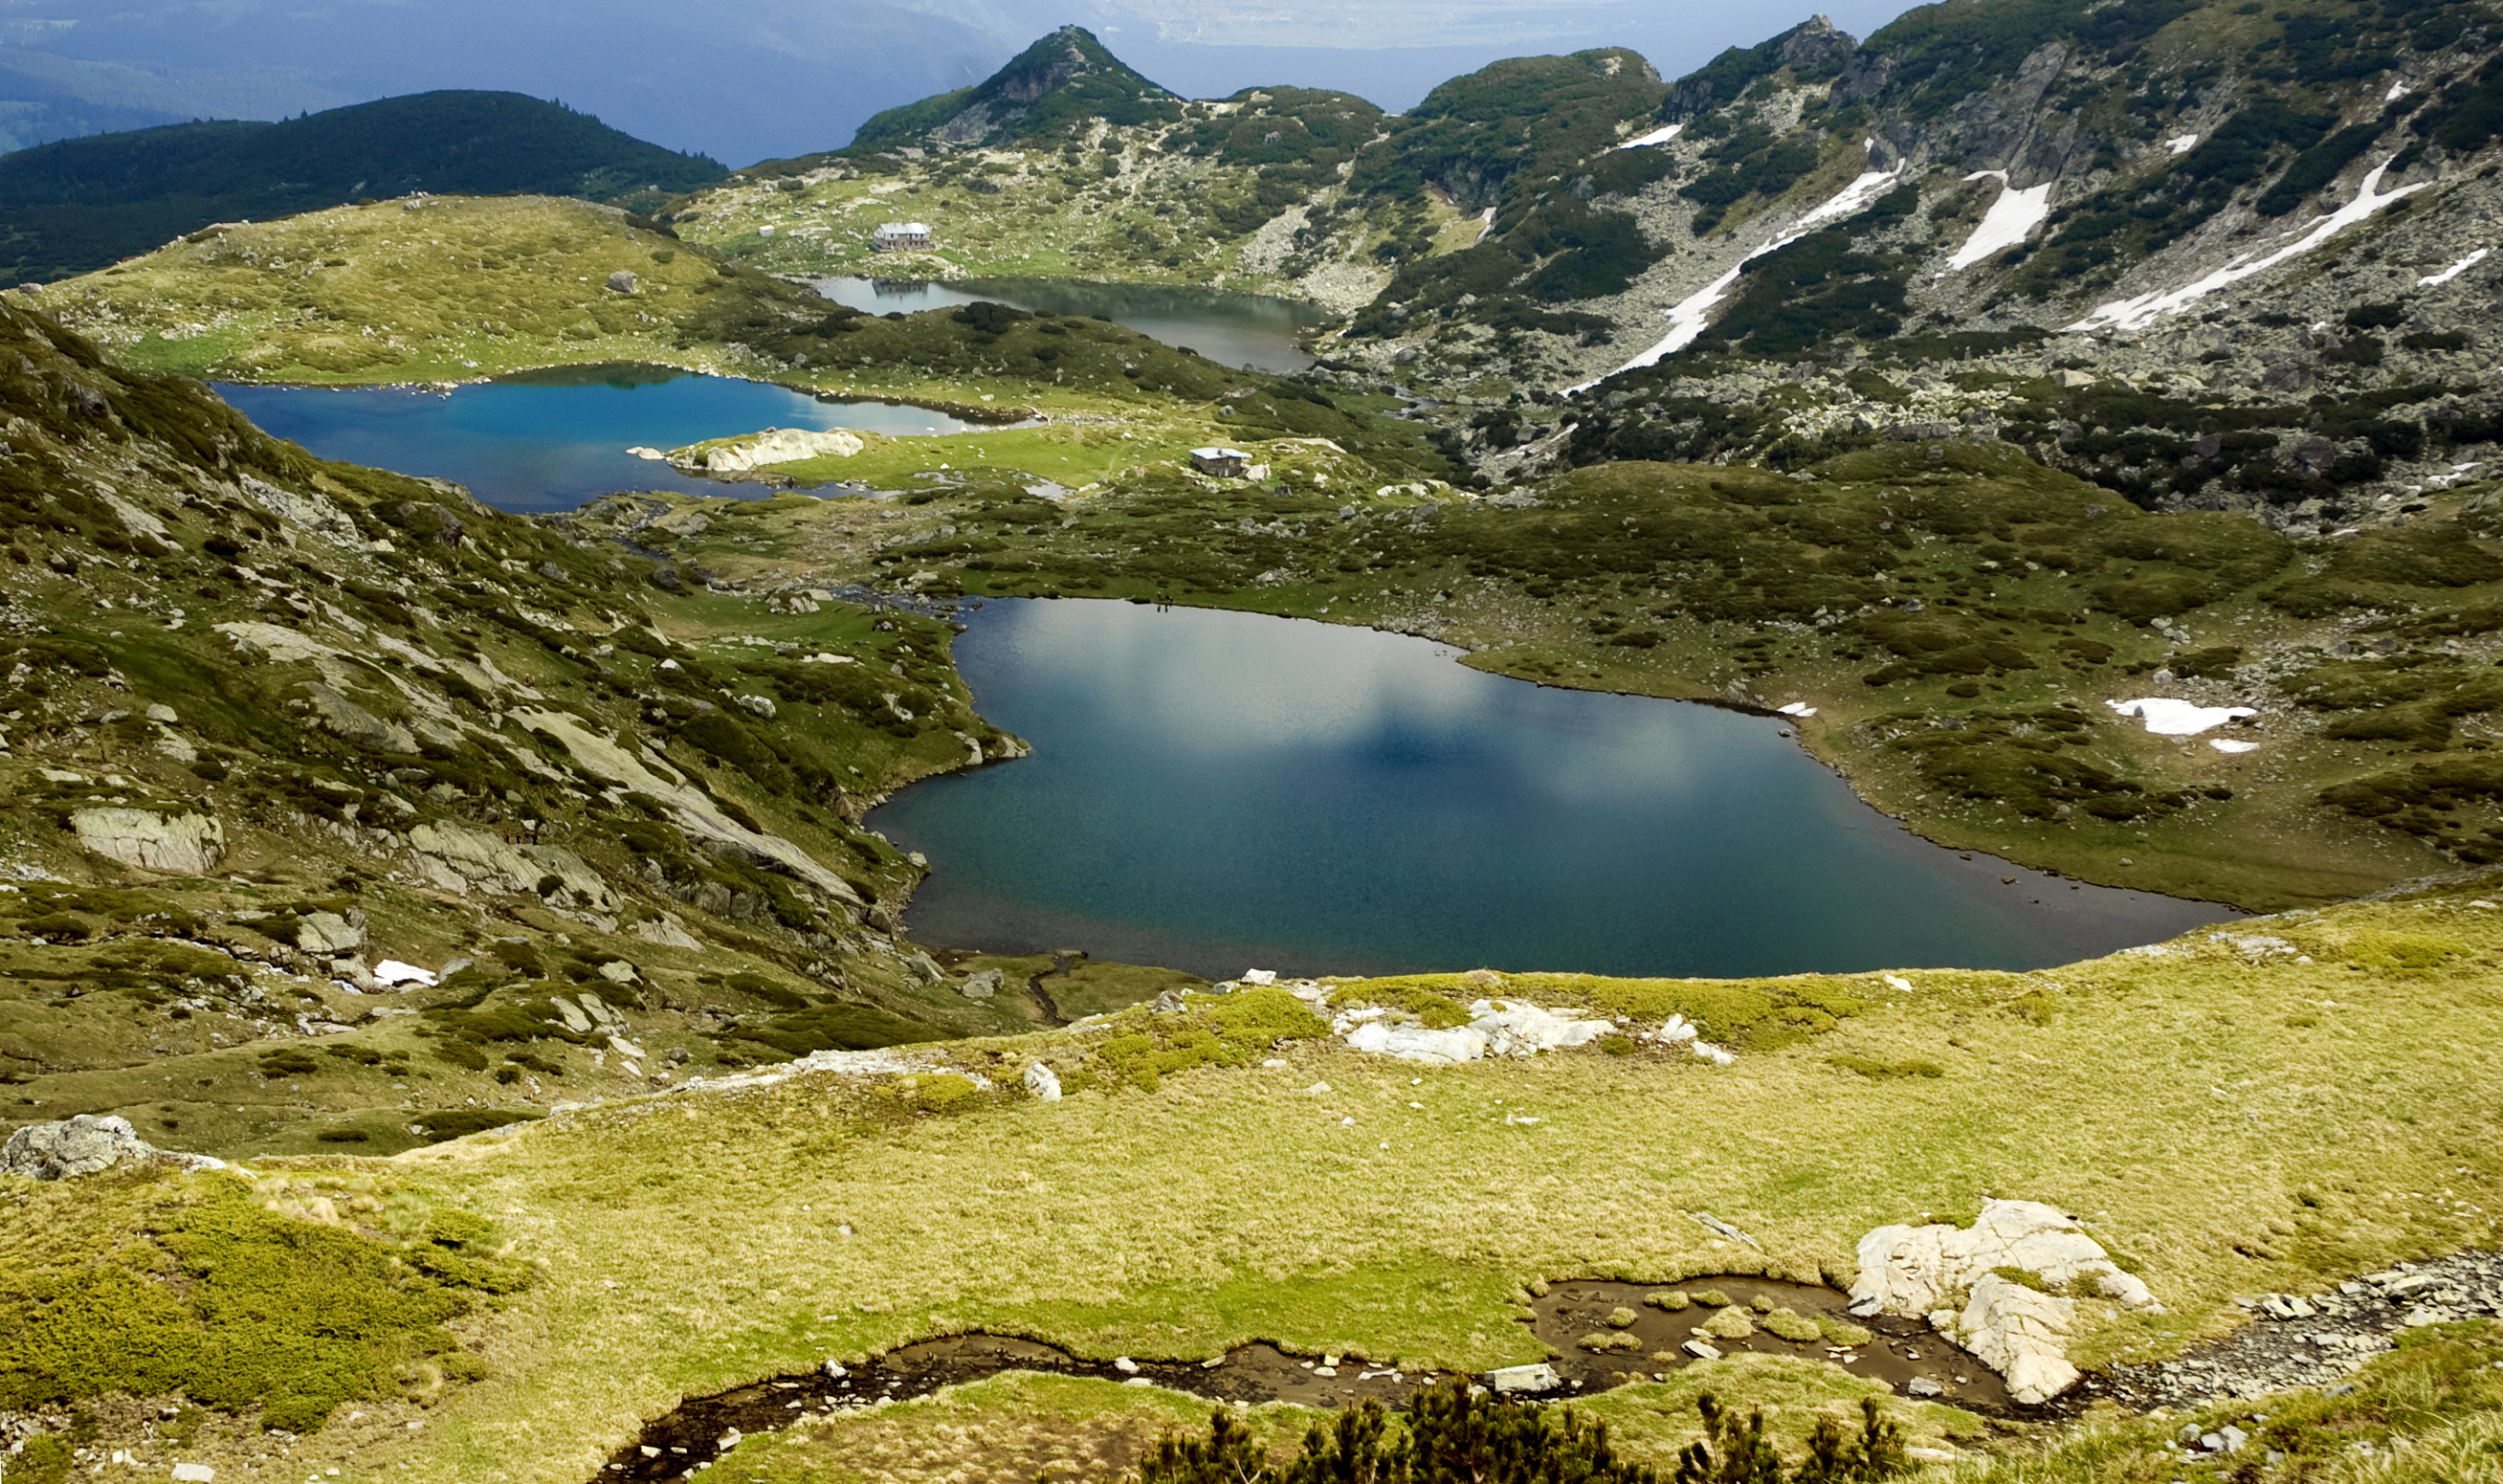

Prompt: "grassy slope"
[0,294,1096,1160]
[669,136,1449,300]
[36,879,2493,1483]
[28,196,781,384]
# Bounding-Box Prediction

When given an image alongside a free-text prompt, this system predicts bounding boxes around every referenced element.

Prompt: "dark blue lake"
[871,600,2235,981]
[216,365,984,513]
[815,277,1329,374]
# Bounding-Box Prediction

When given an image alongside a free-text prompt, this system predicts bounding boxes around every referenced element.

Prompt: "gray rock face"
[962,968,1004,1000]
[70,808,227,875]
[2,1114,219,1181]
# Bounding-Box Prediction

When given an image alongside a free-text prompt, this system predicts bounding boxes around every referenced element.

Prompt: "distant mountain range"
[0,0,1916,166]
[0,91,723,283]
[665,0,2503,539]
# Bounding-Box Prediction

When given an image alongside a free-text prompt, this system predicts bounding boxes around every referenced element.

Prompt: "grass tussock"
[0,1167,525,1432]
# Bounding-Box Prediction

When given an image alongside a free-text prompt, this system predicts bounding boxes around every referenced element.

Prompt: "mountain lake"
[215,363,990,512]
[871,600,2237,981]
[814,276,1330,373]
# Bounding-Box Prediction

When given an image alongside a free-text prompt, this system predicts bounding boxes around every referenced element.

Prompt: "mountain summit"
[844,25,1181,153]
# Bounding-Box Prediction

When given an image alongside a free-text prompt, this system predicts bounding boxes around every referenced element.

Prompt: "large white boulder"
[71,808,226,875]
[1849,1199,2160,1405]
[1953,1273,2082,1404]
[1339,997,1614,1064]
[698,429,865,473]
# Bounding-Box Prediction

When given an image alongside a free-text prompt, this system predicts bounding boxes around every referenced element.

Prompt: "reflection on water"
[872,600,2237,981]
[216,367,985,512]
[814,277,1330,373]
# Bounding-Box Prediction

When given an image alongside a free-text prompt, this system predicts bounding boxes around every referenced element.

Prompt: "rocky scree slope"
[1340,0,2503,541]
[0,297,1073,1160]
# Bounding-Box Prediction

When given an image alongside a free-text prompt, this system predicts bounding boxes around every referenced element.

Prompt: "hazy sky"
[0,0,1928,166]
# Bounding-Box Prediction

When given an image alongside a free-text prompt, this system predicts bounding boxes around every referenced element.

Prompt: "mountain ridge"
[0,90,725,284]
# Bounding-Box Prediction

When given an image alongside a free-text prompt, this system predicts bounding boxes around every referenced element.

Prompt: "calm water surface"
[872,601,2236,981]
[815,277,1330,373]
[216,364,985,513]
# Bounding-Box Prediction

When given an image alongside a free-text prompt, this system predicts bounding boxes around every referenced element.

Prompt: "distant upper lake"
[815,277,1331,374]
[216,365,986,513]
[870,601,2237,982]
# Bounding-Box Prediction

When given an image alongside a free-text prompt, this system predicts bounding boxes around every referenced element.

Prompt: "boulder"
[1849,1199,2160,1405]
[1952,1273,2079,1404]
[606,270,639,295]
[697,429,865,473]
[3,1114,219,1181]
[1485,1362,1561,1394]
[71,808,226,875]
[296,910,368,956]
[1024,1062,1062,1100]
[962,968,1004,1000]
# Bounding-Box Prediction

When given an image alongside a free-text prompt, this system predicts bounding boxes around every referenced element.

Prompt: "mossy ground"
[13,875,2493,1480]
[33,197,751,383]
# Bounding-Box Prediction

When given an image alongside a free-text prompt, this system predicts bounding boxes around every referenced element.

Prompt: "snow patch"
[2420,248,2489,287]
[1573,143,1903,389]
[2210,739,2262,754]
[1946,174,2053,271]
[1473,207,1496,246]
[1616,122,1684,150]
[2106,698,2258,736]
[2166,134,2200,155]
[373,960,437,987]
[2069,163,2430,333]
[1776,701,1818,718]
[2386,79,2411,102]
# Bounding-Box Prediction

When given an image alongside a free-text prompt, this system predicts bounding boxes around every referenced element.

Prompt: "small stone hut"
[873,222,934,252]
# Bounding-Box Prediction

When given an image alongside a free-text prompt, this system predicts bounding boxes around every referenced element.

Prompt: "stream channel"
[872,599,2235,980]
[597,1275,2016,1481]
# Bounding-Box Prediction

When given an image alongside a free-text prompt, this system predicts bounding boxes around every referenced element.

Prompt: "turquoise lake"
[870,600,2237,981]
[216,364,986,512]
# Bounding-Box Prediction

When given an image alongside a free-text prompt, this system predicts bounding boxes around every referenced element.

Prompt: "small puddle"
[1526,1276,2013,1410]
[593,1276,2017,1481]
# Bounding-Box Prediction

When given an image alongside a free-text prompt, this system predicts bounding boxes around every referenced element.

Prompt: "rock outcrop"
[70,808,227,875]
[407,820,622,912]
[2,1114,221,1180]
[689,428,865,473]
[1850,1199,2160,1404]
